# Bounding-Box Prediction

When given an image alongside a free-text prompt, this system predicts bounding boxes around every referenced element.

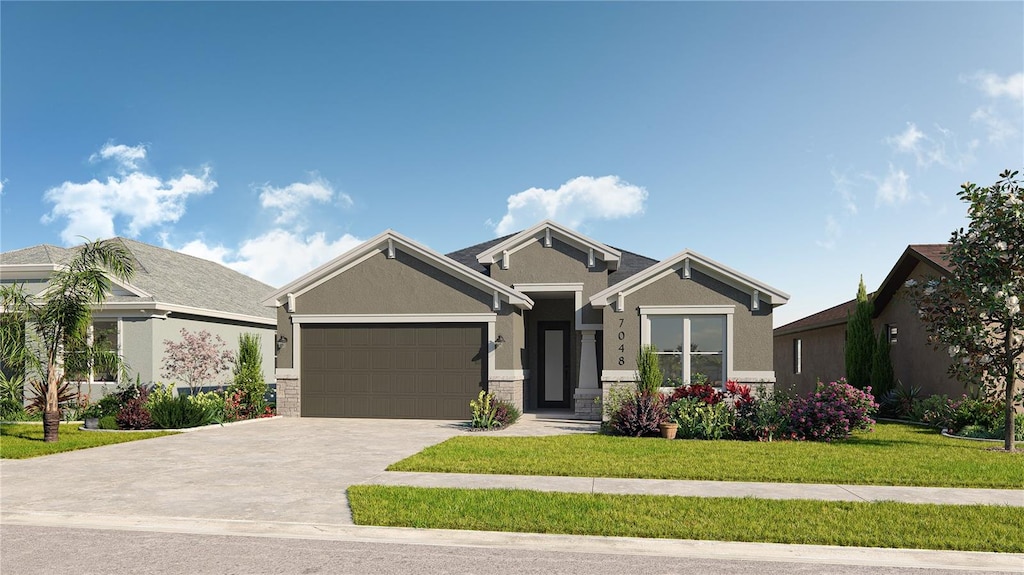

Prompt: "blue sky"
[2,2,1021,327]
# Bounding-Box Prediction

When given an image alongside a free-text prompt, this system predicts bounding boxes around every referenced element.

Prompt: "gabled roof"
[474,220,621,271]
[872,244,950,312]
[1,238,277,323]
[590,248,790,308]
[262,230,534,310]
[773,298,857,336]
[773,244,950,336]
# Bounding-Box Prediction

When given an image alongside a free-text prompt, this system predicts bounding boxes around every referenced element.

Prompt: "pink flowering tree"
[905,170,1023,451]
[161,328,235,395]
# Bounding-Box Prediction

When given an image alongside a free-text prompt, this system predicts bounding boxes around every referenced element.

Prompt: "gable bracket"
[751,289,760,311]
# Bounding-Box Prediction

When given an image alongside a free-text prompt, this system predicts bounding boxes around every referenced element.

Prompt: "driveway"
[1,414,600,526]
[0,418,469,526]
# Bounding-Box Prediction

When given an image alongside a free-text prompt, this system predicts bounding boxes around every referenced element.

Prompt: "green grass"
[389,423,1023,488]
[348,485,1024,553]
[0,423,176,459]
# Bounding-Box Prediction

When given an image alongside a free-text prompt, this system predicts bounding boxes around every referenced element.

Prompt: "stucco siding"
[489,239,610,325]
[296,250,493,315]
[606,268,774,377]
[152,316,276,391]
[875,262,962,397]
[773,323,846,395]
[276,306,293,369]
[120,318,154,384]
[494,306,524,371]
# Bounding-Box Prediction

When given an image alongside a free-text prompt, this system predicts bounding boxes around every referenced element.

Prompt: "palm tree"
[0,239,135,442]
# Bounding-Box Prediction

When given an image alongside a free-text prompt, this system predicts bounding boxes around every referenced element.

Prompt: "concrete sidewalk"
[365,471,1024,507]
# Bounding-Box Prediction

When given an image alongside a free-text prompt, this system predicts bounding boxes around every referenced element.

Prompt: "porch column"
[574,330,601,420]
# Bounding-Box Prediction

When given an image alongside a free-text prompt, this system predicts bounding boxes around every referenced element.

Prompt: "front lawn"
[348,485,1024,553]
[0,423,176,459]
[389,423,1023,488]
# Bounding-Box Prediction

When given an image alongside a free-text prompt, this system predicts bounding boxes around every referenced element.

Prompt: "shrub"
[492,400,521,428]
[911,394,952,427]
[601,384,637,421]
[469,391,498,429]
[783,379,877,442]
[668,396,734,440]
[149,395,219,429]
[115,387,152,430]
[189,391,225,420]
[669,383,723,405]
[879,381,920,418]
[634,345,662,395]
[732,388,790,442]
[98,415,118,430]
[947,396,1003,433]
[610,392,667,437]
[227,333,267,416]
[0,397,25,421]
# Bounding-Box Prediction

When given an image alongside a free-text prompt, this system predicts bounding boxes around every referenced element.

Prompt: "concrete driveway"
[0,417,469,526]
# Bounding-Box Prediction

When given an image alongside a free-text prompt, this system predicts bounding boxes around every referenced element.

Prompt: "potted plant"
[81,403,103,429]
[659,420,678,439]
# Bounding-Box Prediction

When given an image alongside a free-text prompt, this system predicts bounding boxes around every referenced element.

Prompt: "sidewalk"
[365,471,1024,507]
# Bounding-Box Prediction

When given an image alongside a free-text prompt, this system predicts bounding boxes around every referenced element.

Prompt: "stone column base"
[276,376,300,417]
[573,388,602,420]
[489,379,525,414]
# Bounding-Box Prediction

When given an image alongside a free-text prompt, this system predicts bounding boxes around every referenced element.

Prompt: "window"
[887,324,898,344]
[66,320,120,384]
[649,315,726,386]
[793,338,802,374]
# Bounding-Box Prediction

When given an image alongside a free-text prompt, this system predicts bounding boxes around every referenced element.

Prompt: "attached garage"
[300,323,486,419]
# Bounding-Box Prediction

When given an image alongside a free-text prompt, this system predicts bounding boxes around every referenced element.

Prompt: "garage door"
[300,324,486,419]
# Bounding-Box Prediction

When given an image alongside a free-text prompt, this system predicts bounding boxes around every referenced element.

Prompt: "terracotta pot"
[659,422,678,439]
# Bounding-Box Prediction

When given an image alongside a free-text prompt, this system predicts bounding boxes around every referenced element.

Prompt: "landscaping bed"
[389,422,1023,488]
[348,485,1024,553]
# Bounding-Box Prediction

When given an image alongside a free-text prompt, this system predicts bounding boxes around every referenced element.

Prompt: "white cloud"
[885,122,974,170]
[971,105,1017,144]
[89,142,148,171]
[169,229,364,287]
[874,165,912,206]
[492,175,647,235]
[966,71,1024,101]
[830,169,858,215]
[258,173,350,225]
[815,215,841,250]
[42,146,216,245]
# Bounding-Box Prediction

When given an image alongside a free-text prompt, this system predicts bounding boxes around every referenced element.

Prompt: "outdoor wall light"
[494,335,506,347]
[275,335,288,351]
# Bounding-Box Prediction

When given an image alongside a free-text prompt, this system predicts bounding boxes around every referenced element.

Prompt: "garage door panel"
[301,324,485,419]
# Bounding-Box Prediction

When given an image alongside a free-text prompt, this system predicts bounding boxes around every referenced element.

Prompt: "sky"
[2,2,1022,328]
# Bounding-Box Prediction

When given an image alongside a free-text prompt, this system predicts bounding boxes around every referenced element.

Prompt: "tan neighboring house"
[0,238,277,397]
[264,220,789,420]
[773,244,962,397]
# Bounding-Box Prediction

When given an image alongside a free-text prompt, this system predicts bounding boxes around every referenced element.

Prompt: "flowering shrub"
[732,388,790,442]
[116,387,152,430]
[610,393,667,437]
[669,384,723,405]
[783,379,877,442]
[492,400,521,428]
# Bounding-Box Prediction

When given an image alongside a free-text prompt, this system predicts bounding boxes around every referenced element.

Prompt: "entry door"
[538,322,571,408]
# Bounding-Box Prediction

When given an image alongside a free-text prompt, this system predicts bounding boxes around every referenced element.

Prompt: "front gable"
[475,220,621,273]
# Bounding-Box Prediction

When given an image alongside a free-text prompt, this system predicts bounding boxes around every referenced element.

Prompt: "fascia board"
[590,249,790,307]
[475,220,622,268]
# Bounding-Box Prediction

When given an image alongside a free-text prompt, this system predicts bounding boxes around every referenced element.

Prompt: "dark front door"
[538,321,571,409]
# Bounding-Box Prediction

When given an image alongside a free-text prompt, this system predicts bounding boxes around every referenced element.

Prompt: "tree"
[0,239,134,442]
[161,329,234,395]
[845,276,875,390]
[905,169,1023,451]
[871,328,894,400]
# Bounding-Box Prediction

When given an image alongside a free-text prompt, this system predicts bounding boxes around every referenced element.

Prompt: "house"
[264,220,789,420]
[773,244,960,398]
[0,238,277,398]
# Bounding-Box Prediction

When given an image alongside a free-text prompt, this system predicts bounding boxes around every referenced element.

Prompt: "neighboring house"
[774,244,961,398]
[264,220,789,420]
[0,238,277,398]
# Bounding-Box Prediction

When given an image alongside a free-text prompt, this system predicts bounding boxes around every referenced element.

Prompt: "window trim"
[793,338,802,375]
[639,305,735,386]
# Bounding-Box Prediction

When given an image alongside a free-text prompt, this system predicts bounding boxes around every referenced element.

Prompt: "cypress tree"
[870,328,894,400]
[844,276,875,390]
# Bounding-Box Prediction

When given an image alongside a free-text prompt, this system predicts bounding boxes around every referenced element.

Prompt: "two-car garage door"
[300,324,486,419]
